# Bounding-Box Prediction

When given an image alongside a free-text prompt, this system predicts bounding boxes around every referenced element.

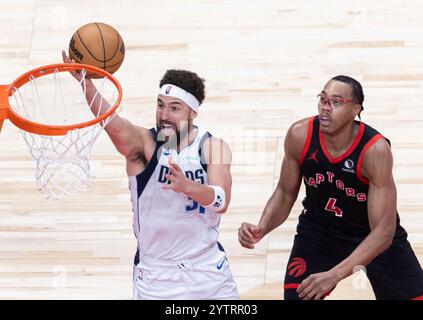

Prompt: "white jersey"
[128,127,221,261]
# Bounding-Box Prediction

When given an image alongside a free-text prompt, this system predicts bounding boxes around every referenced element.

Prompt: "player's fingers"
[168,165,176,175]
[241,223,255,239]
[168,156,177,167]
[62,50,83,79]
[297,278,311,295]
[162,183,173,190]
[298,286,313,300]
[301,291,314,300]
[238,231,255,245]
[165,174,175,182]
[238,227,256,247]
[169,160,183,173]
[238,238,255,249]
[306,289,319,301]
[240,243,254,249]
[314,291,325,301]
[61,50,69,63]
[240,229,258,243]
[167,158,177,171]
[168,165,181,177]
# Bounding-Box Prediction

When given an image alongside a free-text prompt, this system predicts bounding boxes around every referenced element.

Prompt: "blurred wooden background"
[0,0,422,299]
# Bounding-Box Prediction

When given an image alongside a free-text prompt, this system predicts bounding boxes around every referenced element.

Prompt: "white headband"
[159,84,200,112]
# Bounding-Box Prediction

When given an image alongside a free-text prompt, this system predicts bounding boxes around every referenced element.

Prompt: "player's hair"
[159,69,206,105]
[331,75,364,119]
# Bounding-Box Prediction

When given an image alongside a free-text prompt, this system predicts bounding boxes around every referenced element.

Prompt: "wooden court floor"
[0,0,422,299]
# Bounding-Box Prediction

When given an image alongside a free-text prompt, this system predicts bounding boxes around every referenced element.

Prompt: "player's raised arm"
[62,50,146,161]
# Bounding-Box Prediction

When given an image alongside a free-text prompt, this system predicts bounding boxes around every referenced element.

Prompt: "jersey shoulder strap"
[198,130,213,172]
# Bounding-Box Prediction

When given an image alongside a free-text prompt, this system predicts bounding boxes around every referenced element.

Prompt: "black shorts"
[284,219,423,300]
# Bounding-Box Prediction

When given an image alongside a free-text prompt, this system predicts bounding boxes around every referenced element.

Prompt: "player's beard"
[156,120,190,150]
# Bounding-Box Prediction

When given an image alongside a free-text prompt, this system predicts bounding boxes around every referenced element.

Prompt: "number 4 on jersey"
[325,198,343,217]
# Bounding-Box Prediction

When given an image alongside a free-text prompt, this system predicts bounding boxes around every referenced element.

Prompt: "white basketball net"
[8,68,120,199]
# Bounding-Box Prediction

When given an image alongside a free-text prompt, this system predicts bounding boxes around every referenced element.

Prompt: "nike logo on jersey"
[216,257,226,270]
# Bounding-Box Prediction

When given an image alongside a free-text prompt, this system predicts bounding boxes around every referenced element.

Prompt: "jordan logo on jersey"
[307,149,319,163]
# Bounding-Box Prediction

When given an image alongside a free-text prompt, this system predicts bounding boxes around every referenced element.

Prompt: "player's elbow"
[382,233,394,250]
[378,225,395,250]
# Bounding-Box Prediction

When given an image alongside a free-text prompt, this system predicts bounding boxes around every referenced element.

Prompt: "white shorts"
[133,243,239,300]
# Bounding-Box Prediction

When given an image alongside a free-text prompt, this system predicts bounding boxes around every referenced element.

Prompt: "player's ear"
[353,103,360,115]
[190,110,198,120]
[354,103,363,120]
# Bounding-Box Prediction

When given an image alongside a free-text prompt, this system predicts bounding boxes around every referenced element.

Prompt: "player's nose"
[160,106,171,120]
[321,101,331,112]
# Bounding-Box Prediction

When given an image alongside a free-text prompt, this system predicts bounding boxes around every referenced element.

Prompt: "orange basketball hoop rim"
[0,63,122,135]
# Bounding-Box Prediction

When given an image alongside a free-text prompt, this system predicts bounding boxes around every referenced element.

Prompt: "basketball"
[68,22,125,78]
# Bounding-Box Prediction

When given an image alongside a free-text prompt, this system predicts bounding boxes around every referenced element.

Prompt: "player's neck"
[176,124,198,153]
[323,122,359,156]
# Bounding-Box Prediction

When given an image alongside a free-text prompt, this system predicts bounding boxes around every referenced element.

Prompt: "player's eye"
[332,99,343,107]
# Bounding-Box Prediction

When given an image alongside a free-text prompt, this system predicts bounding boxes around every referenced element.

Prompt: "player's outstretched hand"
[162,156,191,194]
[238,222,264,249]
[61,50,85,82]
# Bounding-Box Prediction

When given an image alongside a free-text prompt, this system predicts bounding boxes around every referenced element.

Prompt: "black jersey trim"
[299,117,315,166]
[135,128,161,197]
[198,131,212,173]
[356,133,384,184]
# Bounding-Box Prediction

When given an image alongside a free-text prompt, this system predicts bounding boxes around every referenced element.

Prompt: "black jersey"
[299,116,406,241]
